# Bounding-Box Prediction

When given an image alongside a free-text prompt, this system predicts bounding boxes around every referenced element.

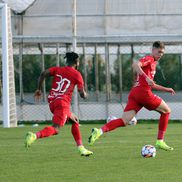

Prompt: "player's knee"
[157,102,171,114]
[122,117,131,125]
[167,107,171,113]
[163,106,171,114]
[122,111,136,125]
[73,121,79,126]
[52,123,60,134]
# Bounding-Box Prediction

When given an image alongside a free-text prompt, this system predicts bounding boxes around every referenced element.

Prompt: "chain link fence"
[1,0,182,122]
[1,41,182,121]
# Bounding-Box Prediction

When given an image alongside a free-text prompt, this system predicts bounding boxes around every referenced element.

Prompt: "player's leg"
[88,89,142,145]
[156,99,171,140]
[25,101,65,148]
[71,121,82,146]
[70,118,93,156]
[155,100,173,151]
[144,92,173,151]
[25,124,59,149]
[35,123,59,139]
[88,110,136,145]
[101,110,136,132]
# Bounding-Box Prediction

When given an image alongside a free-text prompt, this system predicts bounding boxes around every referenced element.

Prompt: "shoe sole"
[25,134,30,149]
[81,153,93,157]
[156,145,174,151]
[88,128,96,145]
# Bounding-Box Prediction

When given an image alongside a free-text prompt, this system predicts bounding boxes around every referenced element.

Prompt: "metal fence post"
[19,43,24,103]
[83,43,88,92]
[56,43,60,67]
[118,44,123,102]
[39,43,46,102]
[105,43,111,117]
[94,44,99,101]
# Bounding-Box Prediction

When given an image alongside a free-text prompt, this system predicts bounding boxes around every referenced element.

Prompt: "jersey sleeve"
[49,67,58,76]
[77,72,84,90]
[139,56,152,67]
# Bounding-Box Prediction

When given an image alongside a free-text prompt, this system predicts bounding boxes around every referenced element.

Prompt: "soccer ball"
[128,117,137,125]
[141,145,156,158]
[106,116,117,123]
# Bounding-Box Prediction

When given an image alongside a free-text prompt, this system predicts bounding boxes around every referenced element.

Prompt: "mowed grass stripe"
[0,123,181,182]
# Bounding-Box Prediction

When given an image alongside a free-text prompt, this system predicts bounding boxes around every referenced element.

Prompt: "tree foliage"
[13,53,182,94]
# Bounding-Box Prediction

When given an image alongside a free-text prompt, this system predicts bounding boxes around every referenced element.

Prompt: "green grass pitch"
[0,123,181,182]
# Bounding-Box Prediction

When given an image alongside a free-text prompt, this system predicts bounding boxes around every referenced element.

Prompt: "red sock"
[71,122,82,146]
[101,118,126,133]
[36,126,58,139]
[157,112,170,140]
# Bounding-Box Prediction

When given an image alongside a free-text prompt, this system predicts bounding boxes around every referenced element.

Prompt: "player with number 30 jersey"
[48,66,84,104]
[25,52,93,157]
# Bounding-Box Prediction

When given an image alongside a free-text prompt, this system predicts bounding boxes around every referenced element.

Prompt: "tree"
[112,54,133,92]
[155,54,181,90]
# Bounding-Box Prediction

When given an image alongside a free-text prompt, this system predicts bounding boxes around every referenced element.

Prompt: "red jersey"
[134,55,157,89]
[125,55,162,112]
[47,66,84,104]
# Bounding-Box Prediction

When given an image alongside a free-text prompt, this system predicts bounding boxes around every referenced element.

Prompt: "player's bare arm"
[78,88,87,99]
[132,61,155,86]
[34,69,51,102]
[151,84,175,95]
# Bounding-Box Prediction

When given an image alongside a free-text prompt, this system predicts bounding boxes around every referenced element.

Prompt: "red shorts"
[124,87,162,113]
[49,99,71,127]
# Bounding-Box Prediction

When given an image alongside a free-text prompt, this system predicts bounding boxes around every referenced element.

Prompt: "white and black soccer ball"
[128,117,137,125]
[141,145,156,158]
[106,116,117,123]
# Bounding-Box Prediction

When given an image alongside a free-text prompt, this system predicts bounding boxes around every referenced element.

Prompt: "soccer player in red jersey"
[88,41,175,151]
[25,52,93,156]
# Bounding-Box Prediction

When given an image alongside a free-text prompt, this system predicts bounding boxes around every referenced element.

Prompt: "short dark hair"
[64,52,79,65]
[152,41,165,49]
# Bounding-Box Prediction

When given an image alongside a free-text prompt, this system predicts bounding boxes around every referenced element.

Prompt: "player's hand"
[79,89,87,99]
[145,77,155,86]
[70,112,79,123]
[34,89,42,102]
[83,92,88,99]
[167,88,175,95]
